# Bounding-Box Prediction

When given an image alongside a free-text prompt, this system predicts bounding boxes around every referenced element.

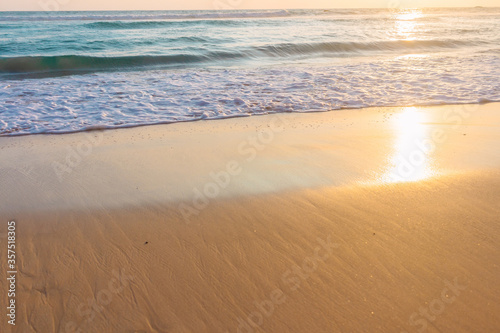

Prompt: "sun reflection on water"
[395,9,424,21]
[389,9,423,41]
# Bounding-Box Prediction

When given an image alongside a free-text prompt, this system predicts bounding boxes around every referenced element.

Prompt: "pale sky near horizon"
[1,0,498,12]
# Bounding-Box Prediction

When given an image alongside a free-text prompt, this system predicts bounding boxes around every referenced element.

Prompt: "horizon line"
[0,6,498,12]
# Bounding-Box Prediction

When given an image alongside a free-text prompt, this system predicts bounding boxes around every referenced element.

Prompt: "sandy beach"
[1,103,500,332]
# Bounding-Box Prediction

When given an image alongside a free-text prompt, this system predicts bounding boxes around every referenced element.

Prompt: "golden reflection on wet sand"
[380,107,438,183]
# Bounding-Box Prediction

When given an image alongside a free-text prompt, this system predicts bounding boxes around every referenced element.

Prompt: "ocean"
[1,7,499,135]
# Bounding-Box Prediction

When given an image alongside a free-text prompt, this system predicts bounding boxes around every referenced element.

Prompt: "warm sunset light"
[1,0,499,11]
[2,0,499,332]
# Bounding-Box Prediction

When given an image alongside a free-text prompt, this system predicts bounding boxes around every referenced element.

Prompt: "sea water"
[1,8,499,135]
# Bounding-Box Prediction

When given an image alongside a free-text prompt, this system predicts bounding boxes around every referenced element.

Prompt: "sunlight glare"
[389,9,423,41]
[380,107,437,183]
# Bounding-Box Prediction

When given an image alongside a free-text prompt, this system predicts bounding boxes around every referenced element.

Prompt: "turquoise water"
[1,8,499,135]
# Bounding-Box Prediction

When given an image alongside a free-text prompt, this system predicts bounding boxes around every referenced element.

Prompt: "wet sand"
[1,103,499,332]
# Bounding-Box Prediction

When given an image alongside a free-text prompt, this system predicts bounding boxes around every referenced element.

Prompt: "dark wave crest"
[0,39,481,76]
[0,54,207,74]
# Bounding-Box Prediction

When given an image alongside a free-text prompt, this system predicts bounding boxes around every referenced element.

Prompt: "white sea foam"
[1,53,499,136]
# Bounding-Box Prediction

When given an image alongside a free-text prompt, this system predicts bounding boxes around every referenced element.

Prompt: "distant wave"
[255,39,476,57]
[1,7,498,23]
[0,10,290,22]
[83,19,243,29]
[0,39,481,76]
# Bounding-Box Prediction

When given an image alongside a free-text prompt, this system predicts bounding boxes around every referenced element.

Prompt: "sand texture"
[1,103,499,332]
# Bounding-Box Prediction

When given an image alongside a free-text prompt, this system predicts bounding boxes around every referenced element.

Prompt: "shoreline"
[2,103,500,215]
[1,101,498,138]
